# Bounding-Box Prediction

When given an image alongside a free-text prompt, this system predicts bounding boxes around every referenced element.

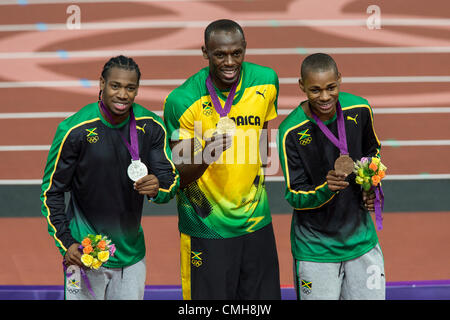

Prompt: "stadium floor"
[1,281,450,300]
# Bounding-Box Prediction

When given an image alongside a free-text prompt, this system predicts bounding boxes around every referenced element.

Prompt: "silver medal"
[127,159,148,181]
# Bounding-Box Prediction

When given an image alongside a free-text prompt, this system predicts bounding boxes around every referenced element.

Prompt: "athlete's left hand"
[363,190,375,212]
[326,170,349,191]
[134,174,159,197]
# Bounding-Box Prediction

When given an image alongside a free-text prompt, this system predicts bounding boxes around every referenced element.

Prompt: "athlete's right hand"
[64,243,84,268]
[326,170,349,192]
[203,133,233,164]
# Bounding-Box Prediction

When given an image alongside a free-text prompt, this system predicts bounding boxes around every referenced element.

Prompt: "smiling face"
[202,29,246,91]
[299,68,342,122]
[99,67,139,124]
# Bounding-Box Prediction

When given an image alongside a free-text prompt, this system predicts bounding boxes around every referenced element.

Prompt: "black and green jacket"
[40,102,179,267]
[277,92,381,262]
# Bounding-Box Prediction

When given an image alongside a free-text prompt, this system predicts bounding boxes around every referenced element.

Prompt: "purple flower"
[109,244,116,257]
[360,157,370,164]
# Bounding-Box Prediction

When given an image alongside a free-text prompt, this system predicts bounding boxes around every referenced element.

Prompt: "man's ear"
[99,76,106,91]
[201,46,209,60]
[298,78,306,93]
[337,72,342,85]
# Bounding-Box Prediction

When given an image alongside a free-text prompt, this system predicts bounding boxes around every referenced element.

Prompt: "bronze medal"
[334,154,354,175]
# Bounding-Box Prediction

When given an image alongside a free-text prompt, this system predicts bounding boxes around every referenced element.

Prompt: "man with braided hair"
[41,55,179,300]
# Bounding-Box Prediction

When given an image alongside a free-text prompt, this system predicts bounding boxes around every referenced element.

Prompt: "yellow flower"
[98,250,110,263]
[355,176,364,185]
[91,258,102,270]
[81,254,94,267]
[358,168,365,177]
[371,157,380,165]
[95,235,102,242]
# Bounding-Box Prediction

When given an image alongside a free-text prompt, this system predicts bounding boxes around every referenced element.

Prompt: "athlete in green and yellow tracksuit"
[41,56,179,299]
[278,53,385,300]
[163,20,281,300]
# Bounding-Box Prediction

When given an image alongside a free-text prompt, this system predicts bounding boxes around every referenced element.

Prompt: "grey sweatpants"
[65,258,146,300]
[294,244,385,300]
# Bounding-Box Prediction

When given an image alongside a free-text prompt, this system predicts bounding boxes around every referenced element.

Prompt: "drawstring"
[338,262,344,277]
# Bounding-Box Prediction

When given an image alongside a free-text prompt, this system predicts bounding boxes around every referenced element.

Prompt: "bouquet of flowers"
[79,234,116,270]
[354,157,387,191]
[353,156,387,230]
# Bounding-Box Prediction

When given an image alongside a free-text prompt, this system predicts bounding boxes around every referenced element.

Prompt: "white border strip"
[0,0,225,4]
[265,174,450,182]
[2,47,450,59]
[2,19,450,32]
[0,179,43,185]
[2,174,449,185]
[0,112,75,119]
[382,140,450,146]
[267,140,450,149]
[279,76,450,84]
[1,76,450,89]
[277,107,450,115]
[3,139,450,152]
[2,108,450,119]
[0,145,50,151]
[0,111,163,118]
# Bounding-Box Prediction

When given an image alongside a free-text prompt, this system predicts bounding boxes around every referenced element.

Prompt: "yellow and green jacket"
[164,62,278,239]
[40,102,179,267]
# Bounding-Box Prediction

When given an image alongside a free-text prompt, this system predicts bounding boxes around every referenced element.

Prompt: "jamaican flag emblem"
[191,251,203,267]
[298,129,312,146]
[301,279,312,295]
[202,101,213,116]
[85,127,99,144]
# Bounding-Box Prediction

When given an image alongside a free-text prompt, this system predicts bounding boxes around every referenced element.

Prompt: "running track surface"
[0,0,449,287]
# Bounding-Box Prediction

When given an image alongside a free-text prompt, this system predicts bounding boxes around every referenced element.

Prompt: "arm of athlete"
[171,133,232,188]
[134,120,180,201]
[41,125,83,267]
[278,126,339,210]
[260,122,269,169]
[361,104,382,212]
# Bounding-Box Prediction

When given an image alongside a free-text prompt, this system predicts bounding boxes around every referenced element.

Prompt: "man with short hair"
[163,19,281,300]
[277,53,385,300]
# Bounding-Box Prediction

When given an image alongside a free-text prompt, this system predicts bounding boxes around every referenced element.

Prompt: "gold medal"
[334,154,354,175]
[216,117,236,136]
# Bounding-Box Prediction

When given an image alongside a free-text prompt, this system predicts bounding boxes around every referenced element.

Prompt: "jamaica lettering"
[229,115,261,127]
